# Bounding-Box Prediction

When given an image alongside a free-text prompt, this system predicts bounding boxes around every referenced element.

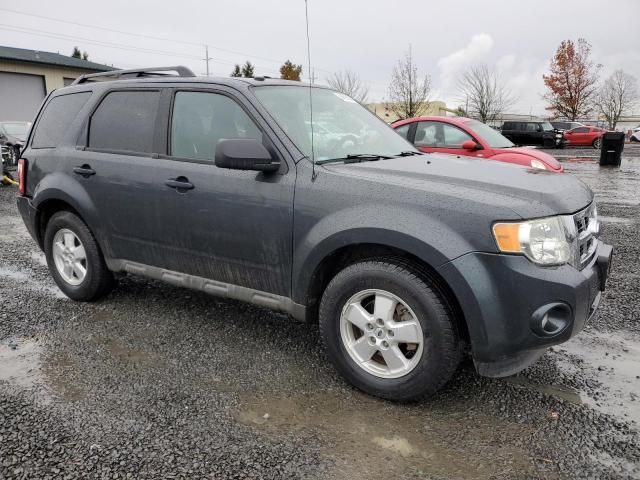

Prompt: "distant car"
[550,121,585,131]
[563,126,606,149]
[630,126,640,142]
[0,121,30,167]
[391,116,563,172]
[501,120,564,148]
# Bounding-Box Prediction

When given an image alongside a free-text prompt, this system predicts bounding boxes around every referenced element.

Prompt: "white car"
[631,126,640,142]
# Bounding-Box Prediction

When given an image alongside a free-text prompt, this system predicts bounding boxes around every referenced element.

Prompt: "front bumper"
[438,240,612,377]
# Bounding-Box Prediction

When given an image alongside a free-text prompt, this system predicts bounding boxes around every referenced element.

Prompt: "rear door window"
[89,90,160,154]
[31,92,92,148]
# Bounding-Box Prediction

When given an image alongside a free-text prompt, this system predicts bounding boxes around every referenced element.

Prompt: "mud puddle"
[0,265,66,299]
[0,216,31,242]
[598,215,637,225]
[555,331,640,426]
[237,392,533,479]
[503,376,583,406]
[0,337,44,391]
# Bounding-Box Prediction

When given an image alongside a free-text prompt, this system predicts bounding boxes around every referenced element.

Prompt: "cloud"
[434,34,552,116]
[436,33,494,95]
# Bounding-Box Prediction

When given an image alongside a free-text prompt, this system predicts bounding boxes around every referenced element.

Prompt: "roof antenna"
[305,0,317,181]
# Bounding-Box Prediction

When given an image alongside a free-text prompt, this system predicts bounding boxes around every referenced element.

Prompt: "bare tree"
[387,47,431,119]
[595,70,639,129]
[327,70,369,104]
[458,64,513,123]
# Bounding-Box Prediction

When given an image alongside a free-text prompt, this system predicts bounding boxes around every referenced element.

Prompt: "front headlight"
[530,159,547,170]
[493,216,572,265]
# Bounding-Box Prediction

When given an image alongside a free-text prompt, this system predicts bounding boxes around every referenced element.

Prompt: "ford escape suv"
[16,66,612,401]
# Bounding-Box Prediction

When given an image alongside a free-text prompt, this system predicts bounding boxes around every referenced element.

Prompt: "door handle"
[73,165,96,177]
[165,178,194,190]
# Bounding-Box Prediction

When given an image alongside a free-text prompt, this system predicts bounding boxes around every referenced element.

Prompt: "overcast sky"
[1,0,638,116]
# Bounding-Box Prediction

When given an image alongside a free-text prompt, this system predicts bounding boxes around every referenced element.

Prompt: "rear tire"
[44,211,115,301]
[319,260,461,401]
[593,138,601,149]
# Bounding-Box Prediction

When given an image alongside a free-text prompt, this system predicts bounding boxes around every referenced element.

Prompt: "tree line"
[230,60,303,81]
[75,36,637,129]
[229,38,637,129]
[382,39,637,128]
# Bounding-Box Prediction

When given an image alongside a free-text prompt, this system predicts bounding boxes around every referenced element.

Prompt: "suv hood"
[322,154,592,219]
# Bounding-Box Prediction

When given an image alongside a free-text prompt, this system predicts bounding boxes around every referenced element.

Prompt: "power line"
[0,24,282,77]
[0,7,309,71]
[0,6,390,92]
[0,24,202,60]
[0,7,203,47]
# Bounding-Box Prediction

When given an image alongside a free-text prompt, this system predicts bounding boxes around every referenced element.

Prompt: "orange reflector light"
[492,223,521,253]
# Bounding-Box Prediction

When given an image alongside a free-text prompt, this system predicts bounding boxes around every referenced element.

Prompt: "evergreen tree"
[241,61,255,78]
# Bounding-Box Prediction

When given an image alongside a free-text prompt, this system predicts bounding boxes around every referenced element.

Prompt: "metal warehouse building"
[0,46,112,122]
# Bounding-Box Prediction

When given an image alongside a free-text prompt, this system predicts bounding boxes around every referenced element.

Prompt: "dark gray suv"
[16,67,612,401]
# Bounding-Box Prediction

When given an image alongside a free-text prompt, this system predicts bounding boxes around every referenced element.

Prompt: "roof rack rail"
[71,66,195,85]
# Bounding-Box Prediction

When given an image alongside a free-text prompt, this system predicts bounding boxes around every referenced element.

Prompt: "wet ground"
[1,145,639,479]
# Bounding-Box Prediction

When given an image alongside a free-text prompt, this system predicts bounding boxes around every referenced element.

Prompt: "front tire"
[44,211,115,301]
[319,261,461,401]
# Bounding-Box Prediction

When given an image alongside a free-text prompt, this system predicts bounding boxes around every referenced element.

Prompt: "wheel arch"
[32,175,106,253]
[298,241,470,344]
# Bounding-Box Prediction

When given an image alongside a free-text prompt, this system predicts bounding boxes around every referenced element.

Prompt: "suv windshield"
[465,120,514,148]
[253,86,415,161]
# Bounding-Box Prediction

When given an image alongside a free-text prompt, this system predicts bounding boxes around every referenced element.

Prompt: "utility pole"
[203,45,212,76]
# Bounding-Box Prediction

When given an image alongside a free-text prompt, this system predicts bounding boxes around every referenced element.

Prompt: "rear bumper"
[16,195,40,246]
[438,241,612,377]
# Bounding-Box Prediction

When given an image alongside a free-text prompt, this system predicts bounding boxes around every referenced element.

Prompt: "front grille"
[573,202,598,270]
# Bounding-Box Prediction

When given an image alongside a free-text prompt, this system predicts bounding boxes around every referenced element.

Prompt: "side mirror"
[462,140,480,151]
[215,139,280,172]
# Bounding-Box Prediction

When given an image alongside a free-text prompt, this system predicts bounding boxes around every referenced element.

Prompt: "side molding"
[108,259,307,321]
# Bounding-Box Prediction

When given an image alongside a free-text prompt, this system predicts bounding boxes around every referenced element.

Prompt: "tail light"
[17,158,27,195]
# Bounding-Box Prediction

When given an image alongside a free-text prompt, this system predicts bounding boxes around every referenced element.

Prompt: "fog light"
[530,303,571,337]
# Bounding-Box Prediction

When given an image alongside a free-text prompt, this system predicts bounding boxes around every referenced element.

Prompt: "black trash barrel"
[599,131,625,166]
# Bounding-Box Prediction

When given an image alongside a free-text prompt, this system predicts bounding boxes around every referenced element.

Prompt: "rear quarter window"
[31,92,92,148]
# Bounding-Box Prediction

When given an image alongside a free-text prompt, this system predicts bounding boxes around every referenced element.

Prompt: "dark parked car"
[16,67,612,401]
[501,120,564,148]
[0,121,30,167]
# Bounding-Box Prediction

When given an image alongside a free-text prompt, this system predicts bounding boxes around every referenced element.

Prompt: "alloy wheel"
[340,289,424,379]
[52,228,88,286]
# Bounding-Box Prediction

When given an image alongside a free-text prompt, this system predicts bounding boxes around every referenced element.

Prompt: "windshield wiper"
[395,151,422,156]
[316,153,393,165]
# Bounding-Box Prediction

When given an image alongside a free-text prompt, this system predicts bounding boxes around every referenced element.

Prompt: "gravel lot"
[1,145,639,479]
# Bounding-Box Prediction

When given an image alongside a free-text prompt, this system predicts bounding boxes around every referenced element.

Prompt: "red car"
[392,116,563,172]
[562,126,605,148]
